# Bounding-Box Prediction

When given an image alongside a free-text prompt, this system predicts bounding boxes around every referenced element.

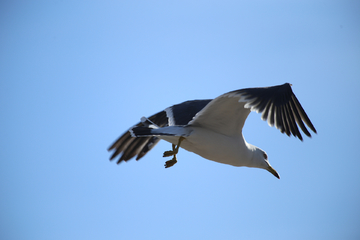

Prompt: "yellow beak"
[267,166,280,179]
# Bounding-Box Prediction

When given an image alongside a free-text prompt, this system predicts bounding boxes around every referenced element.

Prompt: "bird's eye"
[263,153,268,160]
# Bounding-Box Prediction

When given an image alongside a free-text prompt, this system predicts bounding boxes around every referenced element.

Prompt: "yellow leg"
[163,137,184,168]
[163,137,184,157]
[163,143,177,157]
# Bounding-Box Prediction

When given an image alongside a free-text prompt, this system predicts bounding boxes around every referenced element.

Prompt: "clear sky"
[1,1,360,240]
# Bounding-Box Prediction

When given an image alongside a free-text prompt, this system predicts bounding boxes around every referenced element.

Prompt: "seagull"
[108,83,316,178]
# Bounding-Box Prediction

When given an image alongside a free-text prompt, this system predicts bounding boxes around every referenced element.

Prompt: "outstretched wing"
[189,83,317,140]
[108,110,167,164]
[108,99,211,163]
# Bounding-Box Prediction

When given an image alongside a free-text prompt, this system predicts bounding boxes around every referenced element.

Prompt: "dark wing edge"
[108,110,168,164]
[234,83,317,141]
[108,99,212,164]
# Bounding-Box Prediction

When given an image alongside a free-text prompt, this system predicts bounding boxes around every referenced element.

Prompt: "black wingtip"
[236,83,316,141]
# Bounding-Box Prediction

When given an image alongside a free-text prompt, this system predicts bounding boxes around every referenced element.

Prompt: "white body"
[161,126,254,167]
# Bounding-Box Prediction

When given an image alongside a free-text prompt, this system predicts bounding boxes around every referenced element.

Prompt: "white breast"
[177,126,252,167]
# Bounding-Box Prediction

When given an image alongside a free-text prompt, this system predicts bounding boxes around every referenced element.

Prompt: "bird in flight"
[108,83,316,178]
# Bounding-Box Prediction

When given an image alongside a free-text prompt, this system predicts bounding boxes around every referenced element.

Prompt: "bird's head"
[252,147,280,179]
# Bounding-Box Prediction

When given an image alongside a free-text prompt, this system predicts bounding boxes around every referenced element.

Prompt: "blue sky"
[1,1,360,239]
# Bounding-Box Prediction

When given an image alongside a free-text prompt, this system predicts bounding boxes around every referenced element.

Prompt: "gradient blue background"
[1,1,359,239]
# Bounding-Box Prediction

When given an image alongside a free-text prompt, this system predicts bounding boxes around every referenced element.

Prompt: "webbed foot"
[163,137,184,168]
[164,156,177,168]
[163,149,176,157]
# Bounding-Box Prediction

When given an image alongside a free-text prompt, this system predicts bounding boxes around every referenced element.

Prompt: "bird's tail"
[130,116,191,138]
[130,126,156,137]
